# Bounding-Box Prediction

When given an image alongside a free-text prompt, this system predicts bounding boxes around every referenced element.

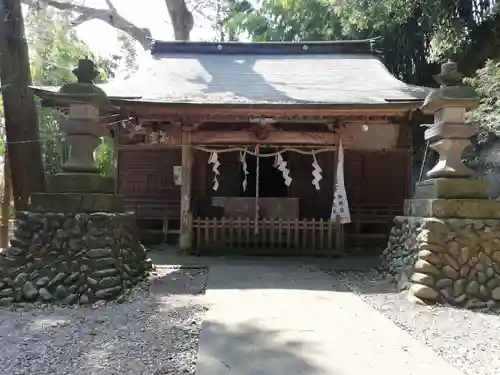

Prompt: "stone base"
[0,211,152,306]
[381,216,500,309]
[404,198,500,218]
[414,178,488,199]
[48,174,114,194]
[29,193,124,213]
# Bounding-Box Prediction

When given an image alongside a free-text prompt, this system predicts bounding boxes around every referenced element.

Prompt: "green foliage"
[95,137,115,177]
[26,8,117,86]
[223,0,348,42]
[331,0,494,63]
[466,61,500,141]
[222,0,498,85]
[117,32,139,73]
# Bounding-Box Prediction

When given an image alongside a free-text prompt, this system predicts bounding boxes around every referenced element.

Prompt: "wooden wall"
[118,149,182,219]
[117,148,410,222]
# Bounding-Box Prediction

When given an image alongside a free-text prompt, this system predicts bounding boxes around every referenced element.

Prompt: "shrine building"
[33,39,432,256]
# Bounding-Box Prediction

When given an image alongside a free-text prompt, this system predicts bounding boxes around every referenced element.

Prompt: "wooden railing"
[351,205,402,225]
[124,198,180,220]
[192,217,344,257]
[347,205,402,247]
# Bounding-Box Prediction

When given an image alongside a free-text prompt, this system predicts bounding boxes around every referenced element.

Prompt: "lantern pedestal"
[0,59,151,307]
[381,62,500,309]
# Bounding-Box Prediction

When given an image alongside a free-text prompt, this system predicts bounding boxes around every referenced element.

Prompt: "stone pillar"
[381,61,500,309]
[0,59,152,307]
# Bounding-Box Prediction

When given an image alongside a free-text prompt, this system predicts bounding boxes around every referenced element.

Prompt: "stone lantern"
[29,58,122,212]
[382,61,500,309]
[0,59,152,307]
[421,61,479,179]
[59,64,112,174]
[413,61,487,200]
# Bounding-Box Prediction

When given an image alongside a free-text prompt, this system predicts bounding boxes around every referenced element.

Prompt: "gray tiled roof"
[97,52,430,105]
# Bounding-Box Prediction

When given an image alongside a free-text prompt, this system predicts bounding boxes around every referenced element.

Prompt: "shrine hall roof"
[37,39,432,106]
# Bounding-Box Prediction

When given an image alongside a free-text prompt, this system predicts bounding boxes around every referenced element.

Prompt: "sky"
[74,0,216,58]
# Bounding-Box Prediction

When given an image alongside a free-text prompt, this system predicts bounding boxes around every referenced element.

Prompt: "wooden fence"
[192,217,344,257]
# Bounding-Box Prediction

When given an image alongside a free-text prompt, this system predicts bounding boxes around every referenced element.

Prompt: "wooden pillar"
[180,132,193,250]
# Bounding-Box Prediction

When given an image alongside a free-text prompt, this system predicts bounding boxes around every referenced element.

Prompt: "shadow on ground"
[149,247,396,295]
[151,266,328,374]
[195,321,329,375]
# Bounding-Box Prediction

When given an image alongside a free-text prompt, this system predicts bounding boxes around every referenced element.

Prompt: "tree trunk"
[1,149,12,248]
[165,0,193,41]
[0,0,46,210]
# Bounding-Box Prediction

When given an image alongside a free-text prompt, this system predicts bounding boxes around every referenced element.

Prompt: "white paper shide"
[330,139,351,224]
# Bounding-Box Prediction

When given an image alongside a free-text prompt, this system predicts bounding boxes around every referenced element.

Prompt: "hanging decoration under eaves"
[149,130,170,144]
[240,149,249,191]
[274,153,292,186]
[208,152,220,191]
[311,153,323,190]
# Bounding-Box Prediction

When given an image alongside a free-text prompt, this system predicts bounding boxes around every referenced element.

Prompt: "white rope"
[192,145,337,156]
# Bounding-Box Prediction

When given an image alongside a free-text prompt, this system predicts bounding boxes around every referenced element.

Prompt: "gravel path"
[322,262,500,375]
[0,266,208,375]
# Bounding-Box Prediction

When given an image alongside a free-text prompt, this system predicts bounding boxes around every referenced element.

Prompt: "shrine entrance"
[241,149,288,198]
[191,144,346,257]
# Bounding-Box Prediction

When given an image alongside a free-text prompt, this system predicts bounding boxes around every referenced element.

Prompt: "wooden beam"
[191,130,346,145]
[179,132,193,251]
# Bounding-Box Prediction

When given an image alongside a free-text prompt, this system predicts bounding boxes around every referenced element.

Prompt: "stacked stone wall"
[0,211,152,306]
[382,216,500,308]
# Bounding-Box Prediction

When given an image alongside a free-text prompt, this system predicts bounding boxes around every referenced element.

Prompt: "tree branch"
[103,0,117,13]
[22,0,152,49]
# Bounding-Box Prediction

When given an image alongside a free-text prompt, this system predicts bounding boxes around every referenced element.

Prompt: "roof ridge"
[150,39,381,56]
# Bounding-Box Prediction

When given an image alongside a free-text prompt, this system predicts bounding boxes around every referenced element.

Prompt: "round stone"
[442,265,459,280]
[466,281,480,295]
[414,259,440,275]
[79,294,90,304]
[409,283,439,302]
[22,281,38,300]
[39,288,52,301]
[479,252,493,266]
[453,279,467,297]
[492,286,500,301]
[436,278,453,289]
[418,250,443,265]
[454,294,467,304]
[86,248,113,259]
[411,273,435,287]
[0,288,13,297]
[443,254,460,270]
[419,242,447,254]
[477,271,488,285]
